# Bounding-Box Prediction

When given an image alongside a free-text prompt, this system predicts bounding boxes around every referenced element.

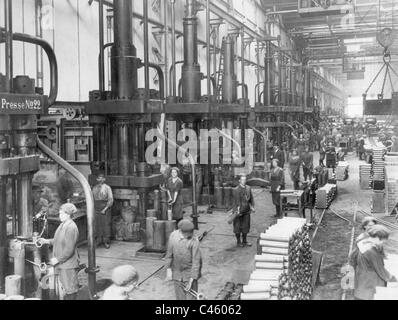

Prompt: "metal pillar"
[182,0,202,103]
[264,41,271,106]
[111,0,139,99]
[0,177,7,293]
[17,174,33,239]
[222,35,237,104]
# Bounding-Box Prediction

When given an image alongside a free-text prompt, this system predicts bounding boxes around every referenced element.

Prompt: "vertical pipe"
[17,174,33,239]
[240,30,245,100]
[0,177,7,293]
[171,0,176,97]
[111,0,138,99]
[264,41,271,106]
[182,0,201,103]
[143,0,150,97]
[12,177,17,235]
[222,36,237,104]
[4,0,13,92]
[35,0,44,89]
[256,40,260,103]
[99,0,105,92]
[206,0,211,98]
[118,122,129,176]
[163,0,169,100]
[278,49,282,106]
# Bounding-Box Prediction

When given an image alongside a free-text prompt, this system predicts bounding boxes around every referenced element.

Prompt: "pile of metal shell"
[315,184,337,209]
[335,161,349,181]
[241,218,310,300]
[359,164,372,190]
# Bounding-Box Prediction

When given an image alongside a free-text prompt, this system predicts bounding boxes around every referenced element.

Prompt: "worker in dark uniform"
[165,220,202,300]
[270,145,285,169]
[301,145,314,181]
[270,159,285,218]
[40,203,80,300]
[289,149,301,190]
[232,175,255,247]
[349,225,397,300]
[358,137,365,160]
[167,167,184,225]
[319,136,327,167]
[92,174,114,249]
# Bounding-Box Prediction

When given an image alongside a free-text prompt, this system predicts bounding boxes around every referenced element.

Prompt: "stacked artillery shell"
[153,221,166,251]
[372,148,385,182]
[359,164,372,190]
[315,184,337,209]
[164,220,177,247]
[242,218,310,301]
[385,155,398,214]
[145,217,157,250]
[335,161,349,181]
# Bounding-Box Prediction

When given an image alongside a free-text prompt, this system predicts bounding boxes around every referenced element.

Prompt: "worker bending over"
[165,220,202,300]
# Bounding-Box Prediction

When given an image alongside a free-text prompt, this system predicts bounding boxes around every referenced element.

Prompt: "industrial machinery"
[164,0,255,214]
[87,0,165,237]
[0,0,96,300]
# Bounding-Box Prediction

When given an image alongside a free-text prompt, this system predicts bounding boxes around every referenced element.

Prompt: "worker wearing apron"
[40,203,80,300]
[92,174,114,249]
[270,159,285,218]
[167,168,184,225]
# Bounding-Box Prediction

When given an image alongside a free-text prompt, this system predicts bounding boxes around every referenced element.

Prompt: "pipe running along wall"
[37,138,97,299]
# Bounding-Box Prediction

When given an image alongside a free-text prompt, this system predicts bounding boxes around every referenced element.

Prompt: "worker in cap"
[92,173,114,249]
[40,203,80,300]
[165,219,202,300]
[166,167,184,225]
[349,224,397,300]
[102,265,139,300]
[270,158,285,219]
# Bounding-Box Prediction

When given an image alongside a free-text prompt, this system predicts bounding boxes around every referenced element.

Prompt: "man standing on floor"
[40,203,80,300]
[270,144,285,169]
[232,174,255,247]
[165,220,202,300]
[92,173,114,249]
[301,145,314,181]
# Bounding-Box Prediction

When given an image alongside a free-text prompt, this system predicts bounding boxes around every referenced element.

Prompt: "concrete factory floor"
[75,152,398,300]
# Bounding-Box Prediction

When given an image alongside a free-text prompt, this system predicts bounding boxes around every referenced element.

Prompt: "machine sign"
[0,93,48,114]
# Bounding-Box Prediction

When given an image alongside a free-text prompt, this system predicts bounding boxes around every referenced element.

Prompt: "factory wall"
[0,0,268,105]
[0,0,343,114]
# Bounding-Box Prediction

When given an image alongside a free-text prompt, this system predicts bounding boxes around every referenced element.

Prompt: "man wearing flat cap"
[165,219,202,300]
[40,203,80,300]
[92,173,114,249]
[232,174,255,247]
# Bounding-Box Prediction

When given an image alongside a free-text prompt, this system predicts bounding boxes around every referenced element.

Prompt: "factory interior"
[1,0,398,302]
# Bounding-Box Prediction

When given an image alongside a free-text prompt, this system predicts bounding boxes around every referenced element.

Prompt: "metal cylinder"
[160,190,169,221]
[153,221,166,251]
[17,174,33,238]
[5,275,22,297]
[0,178,7,293]
[215,186,223,208]
[182,0,201,103]
[118,121,129,176]
[222,36,238,104]
[145,217,157,250]
[153,190,161,217]
[164,220,176,247]
[264,42,271,106]
[111,0,139,99]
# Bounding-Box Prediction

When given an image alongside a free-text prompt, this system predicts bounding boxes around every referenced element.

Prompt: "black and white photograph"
[0,0,398,307]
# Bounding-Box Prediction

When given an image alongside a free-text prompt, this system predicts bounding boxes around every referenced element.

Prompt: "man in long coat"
[232,175,255,247]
